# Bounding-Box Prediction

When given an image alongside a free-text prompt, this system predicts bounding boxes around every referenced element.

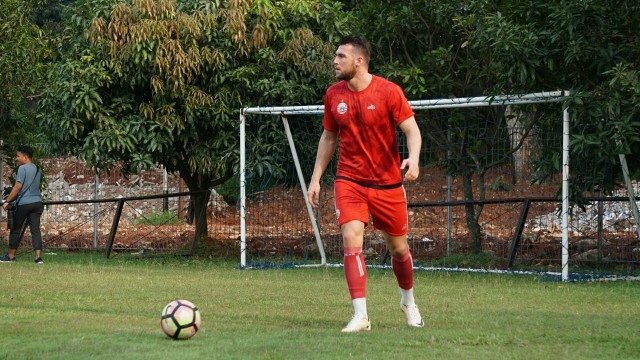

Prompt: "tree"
[39,0,344,239]
[345,0,539,252]
[345,0,640,253]
[463,0,640,203]
[0,0,52,152]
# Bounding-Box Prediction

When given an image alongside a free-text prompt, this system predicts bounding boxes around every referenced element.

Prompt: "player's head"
[339,35,371,64]
[334,35,372,81]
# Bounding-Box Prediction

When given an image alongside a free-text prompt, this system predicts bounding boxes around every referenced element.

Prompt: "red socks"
[344,248,413,298]
[392,250,414,290]
[344,247,367,299]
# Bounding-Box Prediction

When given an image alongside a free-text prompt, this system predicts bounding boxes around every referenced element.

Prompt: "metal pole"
[597,189,604,262]
[561,107,570,281]
[0,140,4,241]
[281,115,326,265]
[178,179,184,219]
[446,127,451,257]
[239,112,247,268]
[162,165,168,212]
[617,152,640,240]
[93,155,99,249]
[105,199,125,258]
[241,91,568,115]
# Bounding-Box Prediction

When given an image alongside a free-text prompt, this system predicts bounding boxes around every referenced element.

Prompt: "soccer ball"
[160,300,201,340]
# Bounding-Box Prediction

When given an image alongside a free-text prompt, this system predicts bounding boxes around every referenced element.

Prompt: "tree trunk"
[178,163,233,252]
[461,171,483,253]
[180,172,211,237]
[505,106,536,184]
[190,189,211,252]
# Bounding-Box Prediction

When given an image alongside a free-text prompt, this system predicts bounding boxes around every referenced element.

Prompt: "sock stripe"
[344,249,367,299]
[344,247,362,256]
[355,253,364,277]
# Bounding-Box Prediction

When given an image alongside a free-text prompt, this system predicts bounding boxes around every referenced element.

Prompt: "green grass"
[0,253,639,360]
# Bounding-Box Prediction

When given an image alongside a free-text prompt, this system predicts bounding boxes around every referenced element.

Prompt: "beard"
[336,67,356,81]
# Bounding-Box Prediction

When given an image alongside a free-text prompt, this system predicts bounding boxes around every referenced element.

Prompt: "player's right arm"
[308,129,337,208]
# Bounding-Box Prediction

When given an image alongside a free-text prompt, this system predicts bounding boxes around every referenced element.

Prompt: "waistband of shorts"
[335,176,403,190]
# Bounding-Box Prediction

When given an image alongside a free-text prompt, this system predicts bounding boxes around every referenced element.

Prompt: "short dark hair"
[17,145,33,159]
[339,35,371,63]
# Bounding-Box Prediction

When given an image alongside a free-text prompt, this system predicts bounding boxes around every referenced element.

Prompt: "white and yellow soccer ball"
[160,300,201,340]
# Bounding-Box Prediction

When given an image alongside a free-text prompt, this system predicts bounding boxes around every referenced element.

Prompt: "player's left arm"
[398,116,421,181]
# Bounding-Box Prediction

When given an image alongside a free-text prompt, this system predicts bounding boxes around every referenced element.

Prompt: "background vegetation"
[2,0,640,251]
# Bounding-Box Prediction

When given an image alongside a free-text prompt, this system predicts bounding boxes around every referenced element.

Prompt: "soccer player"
[307,35,424,332]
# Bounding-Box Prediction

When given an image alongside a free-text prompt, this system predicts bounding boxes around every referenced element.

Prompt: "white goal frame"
[240,91,572,280]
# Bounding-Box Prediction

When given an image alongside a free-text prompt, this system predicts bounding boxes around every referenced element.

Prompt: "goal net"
[238,91,618,281]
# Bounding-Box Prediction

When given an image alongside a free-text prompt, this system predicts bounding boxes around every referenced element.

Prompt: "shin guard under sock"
[344,247,367,299]
[392,250,414,291]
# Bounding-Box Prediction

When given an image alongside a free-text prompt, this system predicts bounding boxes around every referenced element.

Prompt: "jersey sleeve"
[322,92,338,132]
[388,84,414,126]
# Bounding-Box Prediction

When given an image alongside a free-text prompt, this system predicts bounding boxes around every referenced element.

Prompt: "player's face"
[333,44,358,81]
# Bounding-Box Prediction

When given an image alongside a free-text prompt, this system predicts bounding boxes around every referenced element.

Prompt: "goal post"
[240,91,571,279]
[239,105,326,268]
[280,115,327,265]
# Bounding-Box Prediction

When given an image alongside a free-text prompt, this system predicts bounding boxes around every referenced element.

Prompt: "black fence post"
[105,199,125,258]
[507,199,531,268]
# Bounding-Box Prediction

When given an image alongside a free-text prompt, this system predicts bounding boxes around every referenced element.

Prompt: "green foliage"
[0,0,51,100]
[346,0,640,196]
[463,1,640,197]
[344,0,640,249]
[213,175,241,205]
[10,0,640,262]
[39,0,344,189]
[491,177,512,192]
[345,0,466,98]
[0,0,54,155]
[135,210,184,226]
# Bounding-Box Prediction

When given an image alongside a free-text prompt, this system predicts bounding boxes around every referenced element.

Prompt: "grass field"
[0,253,639,360]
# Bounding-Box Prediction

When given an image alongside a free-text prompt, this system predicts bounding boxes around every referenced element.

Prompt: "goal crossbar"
[241,91,568,115]
[239,91,572,280]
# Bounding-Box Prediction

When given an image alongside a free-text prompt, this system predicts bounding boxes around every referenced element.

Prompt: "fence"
[2,90,639,279]
[0,157,237,256]
[240,92,640,279]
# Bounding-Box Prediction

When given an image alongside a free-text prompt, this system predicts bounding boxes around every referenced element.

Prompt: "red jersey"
[323,75,414,186]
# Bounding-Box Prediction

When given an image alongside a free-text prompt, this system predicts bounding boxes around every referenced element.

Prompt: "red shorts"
[333,178,408,236]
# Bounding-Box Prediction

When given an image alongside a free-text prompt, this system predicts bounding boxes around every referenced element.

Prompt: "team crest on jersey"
[337,101,348,114]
